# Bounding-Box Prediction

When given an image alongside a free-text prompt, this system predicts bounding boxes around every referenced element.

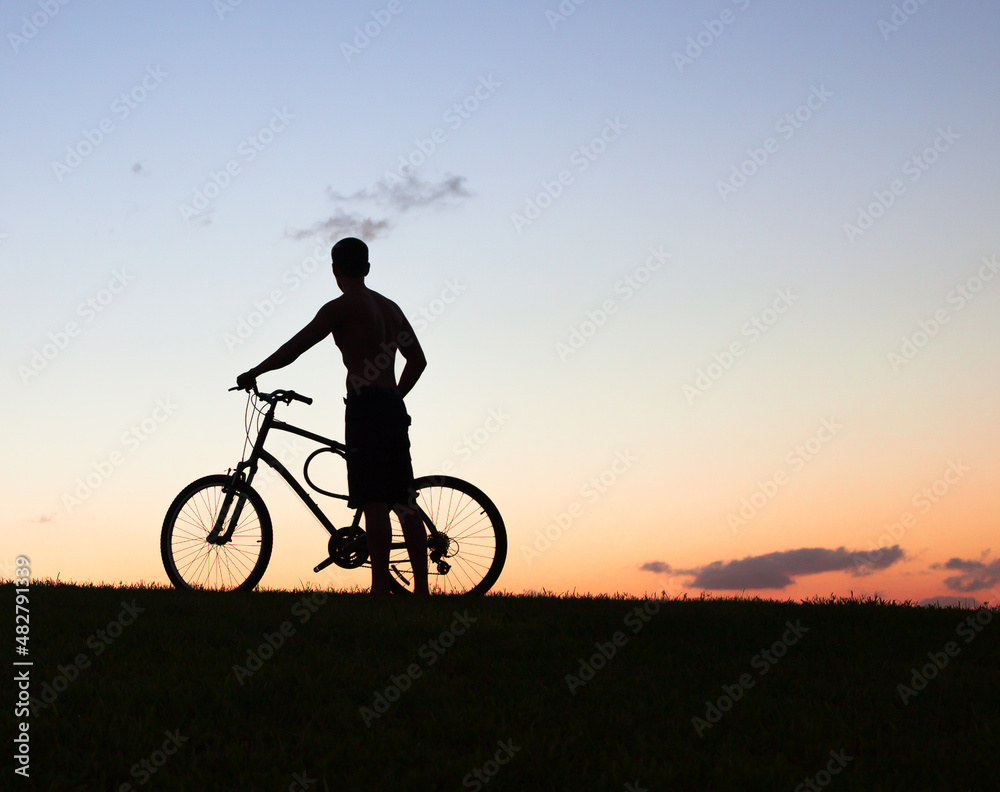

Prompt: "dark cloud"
[918,595,984,608]
[642,546,906,590]
[932,555,1000,593]
[288,173,471,242]
[327,174,471,212]
[286,209,390,242]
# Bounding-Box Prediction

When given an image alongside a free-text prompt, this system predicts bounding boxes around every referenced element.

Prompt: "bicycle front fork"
[207,467,252,545]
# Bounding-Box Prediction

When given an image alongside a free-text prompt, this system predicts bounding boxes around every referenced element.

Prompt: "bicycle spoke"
[163,479,271,592]
[385,478,505,595]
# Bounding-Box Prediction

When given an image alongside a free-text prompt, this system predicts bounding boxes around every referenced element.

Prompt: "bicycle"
[160,387,507,594]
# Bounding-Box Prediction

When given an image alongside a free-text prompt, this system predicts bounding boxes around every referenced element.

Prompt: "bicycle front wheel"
[161,474,273,592]
[387,475,506,595]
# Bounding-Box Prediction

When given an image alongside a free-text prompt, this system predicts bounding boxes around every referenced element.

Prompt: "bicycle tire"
[387,475,506,595]
[161,474,273,592]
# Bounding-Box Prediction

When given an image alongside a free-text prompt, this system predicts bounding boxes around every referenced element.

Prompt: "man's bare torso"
[328,286,408,392]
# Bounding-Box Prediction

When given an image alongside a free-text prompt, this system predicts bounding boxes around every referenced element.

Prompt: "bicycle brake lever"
[229,384,262,399]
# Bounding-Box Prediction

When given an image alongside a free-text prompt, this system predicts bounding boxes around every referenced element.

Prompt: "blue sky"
[3,0,999,600]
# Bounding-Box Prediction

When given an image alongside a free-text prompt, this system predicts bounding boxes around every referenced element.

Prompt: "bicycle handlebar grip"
[279,390,313,405]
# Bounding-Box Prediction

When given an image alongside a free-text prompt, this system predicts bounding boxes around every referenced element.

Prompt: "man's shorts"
[344,386,416,509]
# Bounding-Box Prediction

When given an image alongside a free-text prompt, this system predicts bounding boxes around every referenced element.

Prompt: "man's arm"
[236,302,339,389]
[395,314,426,399]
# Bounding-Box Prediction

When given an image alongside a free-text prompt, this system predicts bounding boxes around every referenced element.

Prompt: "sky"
[2,0,999,604]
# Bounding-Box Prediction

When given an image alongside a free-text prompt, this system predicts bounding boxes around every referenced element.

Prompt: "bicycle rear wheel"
[161,474,273,592]
[387,475,506,595]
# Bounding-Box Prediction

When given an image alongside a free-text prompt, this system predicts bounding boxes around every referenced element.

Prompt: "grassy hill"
[3,580,998,790]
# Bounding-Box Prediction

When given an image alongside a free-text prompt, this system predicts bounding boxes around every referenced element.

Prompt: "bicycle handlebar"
[228,385,313,406]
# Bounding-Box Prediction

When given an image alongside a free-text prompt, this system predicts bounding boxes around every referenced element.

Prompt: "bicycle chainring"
[328,527,369,569]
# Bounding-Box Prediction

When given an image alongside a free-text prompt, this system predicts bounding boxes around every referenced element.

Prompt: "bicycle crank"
[328,526,369,569]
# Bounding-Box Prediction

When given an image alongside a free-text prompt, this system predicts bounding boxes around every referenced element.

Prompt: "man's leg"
[364,502,429,596]
[400,509,429,596]
[363,502,391,596]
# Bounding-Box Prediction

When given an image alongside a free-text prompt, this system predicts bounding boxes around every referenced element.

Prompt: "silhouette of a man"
[236,237,429,596]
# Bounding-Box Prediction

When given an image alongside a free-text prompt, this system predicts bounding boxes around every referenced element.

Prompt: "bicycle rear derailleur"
[427,531,453,575]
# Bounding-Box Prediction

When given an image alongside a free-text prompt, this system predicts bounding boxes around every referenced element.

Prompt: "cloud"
[288,173,471,242]
[641,545,906,590]
[287,209,390,242]
[327,173,471,212]
[918,595,983,608]
[932,554,1000,593]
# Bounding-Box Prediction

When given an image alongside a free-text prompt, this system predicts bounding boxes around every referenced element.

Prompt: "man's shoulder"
[313,295,349,326]
[318,295,345,312]
[365,289,406,318]
[364,287,398,305]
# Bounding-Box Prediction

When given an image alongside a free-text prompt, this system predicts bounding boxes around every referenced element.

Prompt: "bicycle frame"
[207,396,354,541]
[207,393,425,576]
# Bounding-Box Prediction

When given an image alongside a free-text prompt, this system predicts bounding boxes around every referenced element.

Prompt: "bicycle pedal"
[313,555,336,574]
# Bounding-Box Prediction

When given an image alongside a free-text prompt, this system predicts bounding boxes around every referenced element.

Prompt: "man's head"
[331,237,370,280]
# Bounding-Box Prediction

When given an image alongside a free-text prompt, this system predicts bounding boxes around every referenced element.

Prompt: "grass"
[3,579,998,791]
